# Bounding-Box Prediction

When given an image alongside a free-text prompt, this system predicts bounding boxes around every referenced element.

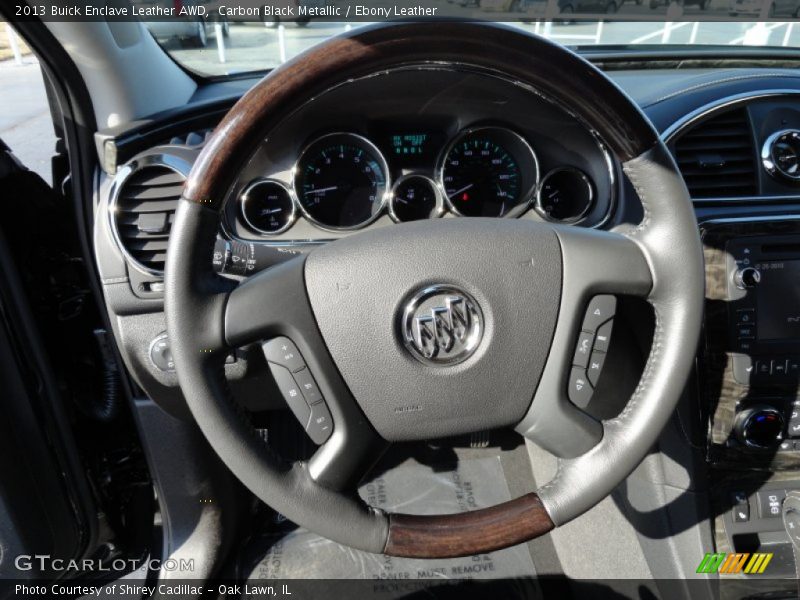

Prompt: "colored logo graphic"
[696,553,773,574]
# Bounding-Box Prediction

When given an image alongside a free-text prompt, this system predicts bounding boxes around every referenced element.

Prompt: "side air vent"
[168,129,212,147]
[112,164,186,275]
[673,108,757,199]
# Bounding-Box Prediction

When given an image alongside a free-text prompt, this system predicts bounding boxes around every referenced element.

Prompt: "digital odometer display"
[440,127,538,218]
[377,128,445,167]
[391,133,430,158]
[294,133,389,230]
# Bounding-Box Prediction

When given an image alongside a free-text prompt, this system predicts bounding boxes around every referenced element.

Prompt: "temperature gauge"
[240,179,296,235]
[536,167,594,223]
[389,175,443,222]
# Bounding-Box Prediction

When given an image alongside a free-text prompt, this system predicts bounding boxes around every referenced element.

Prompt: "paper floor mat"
[245,456,536,581]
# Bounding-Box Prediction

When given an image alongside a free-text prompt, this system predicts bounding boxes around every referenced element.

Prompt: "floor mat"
[243,456,536,582]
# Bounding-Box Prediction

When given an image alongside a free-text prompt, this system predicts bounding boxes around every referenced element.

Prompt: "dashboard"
[96,64,800,438]
[220,68,616,243]
[88,57,800,579]
[93,59,800,576]
[103,67,618,294]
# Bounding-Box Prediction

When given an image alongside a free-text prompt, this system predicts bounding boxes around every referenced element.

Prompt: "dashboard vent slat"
[118,198,183,214]
[113,164,186,274]
[130,171,185,186]
[122,184,186,202]
[673,108,757,199]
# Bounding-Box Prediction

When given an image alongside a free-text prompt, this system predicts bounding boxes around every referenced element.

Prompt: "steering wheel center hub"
[304,218,563,442]
[401,284,483,366]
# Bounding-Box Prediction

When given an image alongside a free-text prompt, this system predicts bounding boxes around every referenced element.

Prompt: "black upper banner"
[6,0,800,23]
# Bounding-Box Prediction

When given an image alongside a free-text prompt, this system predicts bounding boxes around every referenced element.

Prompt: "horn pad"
[304,218,562,441]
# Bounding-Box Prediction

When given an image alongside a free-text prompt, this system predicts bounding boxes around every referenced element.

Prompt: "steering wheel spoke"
[308,416,388,491]
[516,226,653,458]
[223,255,387,490]
[224,256,308,348]
[555,225,653,300]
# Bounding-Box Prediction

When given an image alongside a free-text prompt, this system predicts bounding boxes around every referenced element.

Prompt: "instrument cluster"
[234,124,599,237]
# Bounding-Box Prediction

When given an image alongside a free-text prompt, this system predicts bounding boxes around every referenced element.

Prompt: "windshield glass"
[143,15,800,78]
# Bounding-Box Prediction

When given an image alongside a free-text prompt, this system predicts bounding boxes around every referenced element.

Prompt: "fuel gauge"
[389,175,443,222]
[536,167,594,223]
[240,179,296,235]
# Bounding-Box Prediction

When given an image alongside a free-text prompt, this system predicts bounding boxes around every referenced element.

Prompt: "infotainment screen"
[757,259,800,341]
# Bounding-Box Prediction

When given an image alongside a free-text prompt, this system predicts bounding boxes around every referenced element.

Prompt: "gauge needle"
[305,186,338,195]
[261,208,282,215]
[448,183,473,199]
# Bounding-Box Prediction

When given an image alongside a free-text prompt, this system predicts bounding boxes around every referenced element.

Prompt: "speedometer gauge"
[294,133,390,230]
[439,127,539,218]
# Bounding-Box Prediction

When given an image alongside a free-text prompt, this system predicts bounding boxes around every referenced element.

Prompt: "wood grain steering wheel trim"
[385,493,554,558]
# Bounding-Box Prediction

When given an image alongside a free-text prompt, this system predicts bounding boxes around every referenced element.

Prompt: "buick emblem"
[401,285,483,365]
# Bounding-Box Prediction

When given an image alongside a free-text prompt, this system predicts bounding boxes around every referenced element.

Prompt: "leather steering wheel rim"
[165,22,704,558]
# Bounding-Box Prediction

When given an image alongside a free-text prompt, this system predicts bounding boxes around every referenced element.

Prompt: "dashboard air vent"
[168,129,212,147]
[113,165,186,275]
[673,108,757,199]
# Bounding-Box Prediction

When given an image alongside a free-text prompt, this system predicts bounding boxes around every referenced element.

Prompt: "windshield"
[142,12,800,78]
[155,20,800,78]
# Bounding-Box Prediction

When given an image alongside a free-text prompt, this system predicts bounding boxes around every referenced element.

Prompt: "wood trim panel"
[384,493,554,558]
[183,22,658,209]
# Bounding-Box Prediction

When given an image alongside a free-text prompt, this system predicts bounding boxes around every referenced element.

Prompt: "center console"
[726,235,800,389]
[703,219,800,459]
[701,217,800,577]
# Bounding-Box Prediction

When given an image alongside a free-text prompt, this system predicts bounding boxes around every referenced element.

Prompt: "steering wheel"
[165,22,704,558]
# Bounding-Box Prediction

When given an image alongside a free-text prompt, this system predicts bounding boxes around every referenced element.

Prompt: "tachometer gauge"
[240,179,296,235]
[439,127,539,218]
[294,133,390,230]
[536,167,594,223]
[389,175,443,222]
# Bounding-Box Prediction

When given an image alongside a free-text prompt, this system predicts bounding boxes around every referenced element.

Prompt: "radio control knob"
[735,267,761,289]
[734,406,785,449]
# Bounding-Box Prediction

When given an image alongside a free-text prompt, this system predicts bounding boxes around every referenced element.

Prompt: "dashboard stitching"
[643,73,800,108]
